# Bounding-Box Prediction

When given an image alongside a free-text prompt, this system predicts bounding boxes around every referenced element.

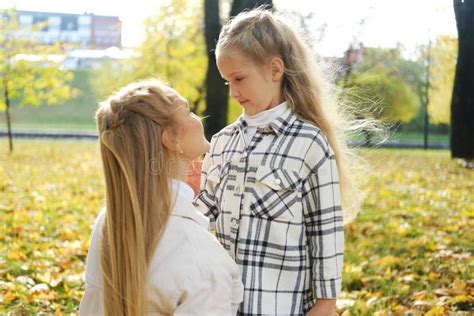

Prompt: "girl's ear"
[270,57,284,82]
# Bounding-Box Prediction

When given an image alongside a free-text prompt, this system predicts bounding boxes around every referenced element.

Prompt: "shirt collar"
[243,101,288,127]
[170,179,210,229]
[231,104,297,136]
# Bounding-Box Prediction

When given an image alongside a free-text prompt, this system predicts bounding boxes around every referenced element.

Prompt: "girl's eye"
[235,77,243,82]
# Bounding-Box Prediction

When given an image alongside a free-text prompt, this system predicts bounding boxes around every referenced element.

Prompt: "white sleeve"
[174,230,243,316]
[230,270,244,315]
[174,269,241,316]
[79,285,103,316]
[79,211,106,315]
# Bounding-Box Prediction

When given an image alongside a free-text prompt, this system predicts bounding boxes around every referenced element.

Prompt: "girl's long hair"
[95,79,178,315]
[216,8,376,223]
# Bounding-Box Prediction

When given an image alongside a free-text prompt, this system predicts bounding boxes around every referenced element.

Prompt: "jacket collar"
[170,180,210,229]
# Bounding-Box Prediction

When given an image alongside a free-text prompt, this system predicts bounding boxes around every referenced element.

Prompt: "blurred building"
[63,47,135,70]
[12,10,122,48]
[323,43,364,82]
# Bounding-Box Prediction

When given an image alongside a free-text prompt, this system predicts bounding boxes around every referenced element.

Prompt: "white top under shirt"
[79,180,243,315]
[242,101,288,145]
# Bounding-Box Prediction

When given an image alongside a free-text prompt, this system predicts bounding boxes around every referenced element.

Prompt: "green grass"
[0,141,472,314]
[0,70,99,132]
[388,131,449,144]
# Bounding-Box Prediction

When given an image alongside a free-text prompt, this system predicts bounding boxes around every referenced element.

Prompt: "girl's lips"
[238,100,249,105]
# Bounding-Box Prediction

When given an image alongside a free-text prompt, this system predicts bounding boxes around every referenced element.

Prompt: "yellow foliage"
[373,255,401,267]
[428,35,457,124]
[0,8,76,111]
[3,292,16,303]
[425,306,445,316]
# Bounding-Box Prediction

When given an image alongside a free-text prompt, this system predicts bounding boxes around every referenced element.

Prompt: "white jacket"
[79,180,243,315]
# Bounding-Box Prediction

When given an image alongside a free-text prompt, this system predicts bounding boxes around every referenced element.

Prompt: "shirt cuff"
[314,277,342,298]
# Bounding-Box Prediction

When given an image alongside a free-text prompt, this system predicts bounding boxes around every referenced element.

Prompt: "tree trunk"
[451,0,474,159]
[424,41,432,150]
[204,0,228,139]
[204,0,273,139]
[3,80,13,153]
[230,0,273,17]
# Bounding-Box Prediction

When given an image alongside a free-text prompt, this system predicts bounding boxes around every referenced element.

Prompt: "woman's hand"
[186,160,202,196]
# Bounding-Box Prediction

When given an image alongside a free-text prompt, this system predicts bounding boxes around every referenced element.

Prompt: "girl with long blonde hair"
[194,8,363,315]
[80,79,243,315]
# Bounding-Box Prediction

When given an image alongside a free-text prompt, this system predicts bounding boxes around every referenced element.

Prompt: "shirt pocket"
[249,165,303,222]
[205,162,232,200]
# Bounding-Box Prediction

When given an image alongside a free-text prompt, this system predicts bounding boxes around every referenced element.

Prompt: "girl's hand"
[305,299,338,316]
[186,160,202,196]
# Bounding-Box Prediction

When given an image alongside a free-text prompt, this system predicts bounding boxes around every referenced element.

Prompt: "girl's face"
[171,94,210,160]
[217,48,285,116]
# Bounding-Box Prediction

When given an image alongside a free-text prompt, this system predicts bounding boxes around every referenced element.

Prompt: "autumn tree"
[451,0,473,159]
[92,0,207,112]
[0,9,75,152]
[347,47,420,124]
[345,72,419,124]
[425,36,458,125]
[136,0,207,112]
[204,0,273,138]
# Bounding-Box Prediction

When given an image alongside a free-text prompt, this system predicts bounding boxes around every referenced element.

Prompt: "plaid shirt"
[194,108,344,315]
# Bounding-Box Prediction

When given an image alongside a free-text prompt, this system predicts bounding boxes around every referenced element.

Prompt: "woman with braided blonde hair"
[79,79,243,315]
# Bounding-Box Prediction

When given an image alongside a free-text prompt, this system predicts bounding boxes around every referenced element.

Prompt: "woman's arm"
[173,275,238,316]
[174,231,243,315]
[79,211,106,315]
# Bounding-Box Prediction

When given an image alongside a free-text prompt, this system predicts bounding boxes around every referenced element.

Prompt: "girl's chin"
[243,108,262,116]
[241,104,255,114]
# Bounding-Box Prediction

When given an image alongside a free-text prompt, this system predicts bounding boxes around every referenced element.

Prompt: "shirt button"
[275,178,282,185]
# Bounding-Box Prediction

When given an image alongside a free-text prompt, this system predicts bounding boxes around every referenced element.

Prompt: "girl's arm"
[306,298,338,316]
[302,135,344,311]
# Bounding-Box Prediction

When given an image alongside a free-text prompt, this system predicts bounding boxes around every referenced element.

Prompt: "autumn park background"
[0,0,473,315]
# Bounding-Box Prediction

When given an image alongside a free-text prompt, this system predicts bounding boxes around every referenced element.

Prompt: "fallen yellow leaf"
[3,291,16,303]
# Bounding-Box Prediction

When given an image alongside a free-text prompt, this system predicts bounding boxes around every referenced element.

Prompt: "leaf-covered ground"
[0,141,472,315]
[340,149,473,315]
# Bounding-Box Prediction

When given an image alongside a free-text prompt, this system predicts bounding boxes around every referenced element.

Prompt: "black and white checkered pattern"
[194,108,344,315]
